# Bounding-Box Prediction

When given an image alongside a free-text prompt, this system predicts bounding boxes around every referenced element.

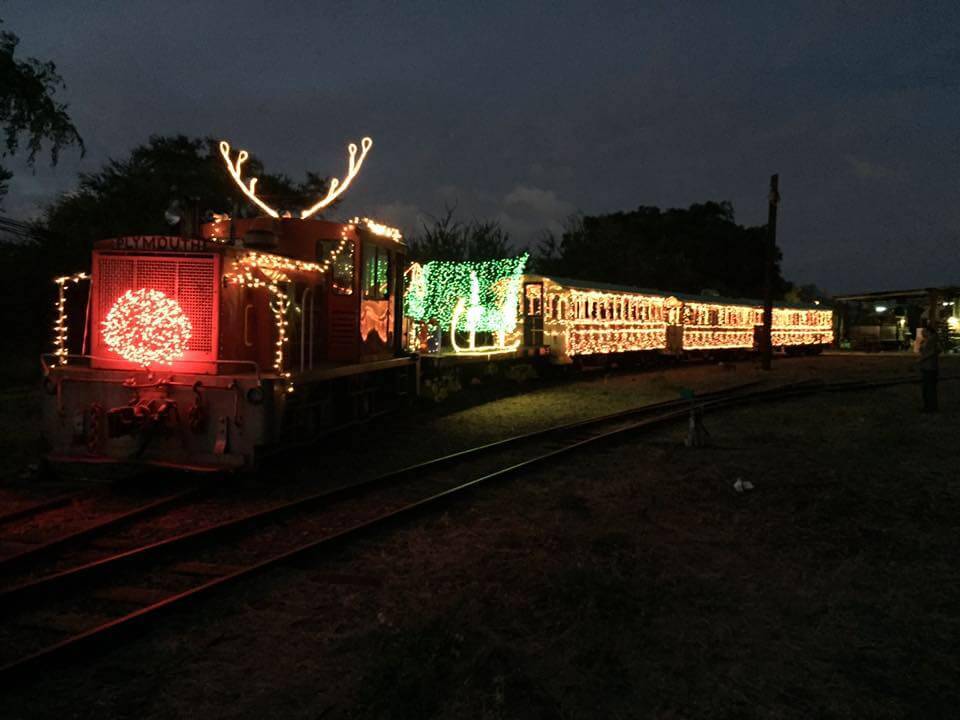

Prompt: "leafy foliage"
[41,134,331,247]
[408,206,513,262]
[3,133,331,353]
[0,22,83,205]
[532,202,788,299]
[785,282,830,303]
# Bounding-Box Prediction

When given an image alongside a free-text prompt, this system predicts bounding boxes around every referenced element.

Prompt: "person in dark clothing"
[915,321,941,412]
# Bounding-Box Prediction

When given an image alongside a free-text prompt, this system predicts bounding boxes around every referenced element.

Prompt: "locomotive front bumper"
[40,356,280,472]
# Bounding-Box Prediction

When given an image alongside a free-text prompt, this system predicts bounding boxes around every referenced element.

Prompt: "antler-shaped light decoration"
[300,137,373,219]
[219,137,373,219]
[219,141,281,218]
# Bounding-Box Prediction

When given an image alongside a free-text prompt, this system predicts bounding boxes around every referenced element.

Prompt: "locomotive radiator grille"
[93,252,218,362]
[173,262,215,353]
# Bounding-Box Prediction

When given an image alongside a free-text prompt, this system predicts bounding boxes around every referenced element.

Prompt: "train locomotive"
[42,215,413,471]
[41,136,834,473]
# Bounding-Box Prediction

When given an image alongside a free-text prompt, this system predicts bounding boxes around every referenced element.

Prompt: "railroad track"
[0,374,939,683]
[0,484,209,575]
[0,381,763,587]
[0,490,91,527]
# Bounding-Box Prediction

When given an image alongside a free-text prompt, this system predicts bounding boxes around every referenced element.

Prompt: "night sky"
[2,1,958,293]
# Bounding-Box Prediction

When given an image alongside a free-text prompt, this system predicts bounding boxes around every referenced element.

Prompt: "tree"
[464,220,512,260]
[531,201,788,299]
[784,283,829,304]
[407,206,465,261]
[408,205,514,262]
[0,20,83,207]
[41,134,332,246]
[4,134,331,353]
[530,213,583,276]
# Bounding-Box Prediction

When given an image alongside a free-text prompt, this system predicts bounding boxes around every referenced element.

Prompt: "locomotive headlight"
[246,386,264,405]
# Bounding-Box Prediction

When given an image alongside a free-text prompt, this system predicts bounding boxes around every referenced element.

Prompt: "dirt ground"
[3,354,960,718]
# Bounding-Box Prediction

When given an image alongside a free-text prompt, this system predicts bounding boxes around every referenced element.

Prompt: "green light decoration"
[404,254,528,353]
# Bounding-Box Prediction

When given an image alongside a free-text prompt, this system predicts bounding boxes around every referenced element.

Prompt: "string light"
[234,241,348,276]
[417,271,834,357]
[540,281,671,356]
[52,271,89,365]
[101,288,192,367]
[222,228,354,375]
[219,136,373,220]
[222,269,291,376]
[676,301,760,350]
[224,228,351,284]
[301,137,373,219]
[404,255,528,353]
[349,217,403,242]
[770,307,834,346]
[218,141,281,219]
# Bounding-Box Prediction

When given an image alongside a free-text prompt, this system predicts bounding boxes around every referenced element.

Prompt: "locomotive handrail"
[41,353,263,380]
[300,286,314,373]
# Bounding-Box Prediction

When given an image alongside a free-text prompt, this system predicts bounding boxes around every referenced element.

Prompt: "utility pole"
[761,174,779,371]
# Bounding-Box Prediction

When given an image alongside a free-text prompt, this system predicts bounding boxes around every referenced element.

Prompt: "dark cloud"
[2,1,958,293]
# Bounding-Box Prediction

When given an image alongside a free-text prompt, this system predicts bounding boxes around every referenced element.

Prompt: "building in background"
[834,287,959,352]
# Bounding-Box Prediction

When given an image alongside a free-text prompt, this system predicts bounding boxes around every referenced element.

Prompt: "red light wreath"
[102,288,192,366]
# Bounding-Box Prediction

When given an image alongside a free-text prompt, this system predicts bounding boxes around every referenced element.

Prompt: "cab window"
[362,244,390,300]
[319,239,355,295]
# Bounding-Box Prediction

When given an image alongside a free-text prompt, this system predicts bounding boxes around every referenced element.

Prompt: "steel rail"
[0,487,206,574]
[0,381,763,610]
[0,375,924,610]
[0,491,90,527]
[0,374,942,683]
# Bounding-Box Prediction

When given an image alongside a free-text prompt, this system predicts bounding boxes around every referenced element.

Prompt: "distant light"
[813,300,820,305]
[875,305,887,313]
[949,317,959,329]
[942,301,952,306]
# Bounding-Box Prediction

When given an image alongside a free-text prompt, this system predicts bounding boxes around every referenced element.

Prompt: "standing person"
[915,320,941,412]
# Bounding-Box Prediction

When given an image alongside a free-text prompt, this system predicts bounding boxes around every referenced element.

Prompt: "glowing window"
[362,244,390,300]
[319,239,354,295]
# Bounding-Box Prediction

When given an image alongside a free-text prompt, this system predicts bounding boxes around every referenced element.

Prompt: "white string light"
[218,141,281,219]
[219,136,373,221]
[301,137,373,219]
[349,216,403,242]
[52,271,89,365]
[222,228,354,378]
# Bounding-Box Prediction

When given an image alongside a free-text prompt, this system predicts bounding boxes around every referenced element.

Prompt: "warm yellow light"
[301,137,373,219]
[219,137,373,220]
[222,229,355,375]
[51,271,90,364]
[219,141,281,219]
[349,216,402,242]
[449,297,520,355]
[533,277,833,357]
[544,283,670,356]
